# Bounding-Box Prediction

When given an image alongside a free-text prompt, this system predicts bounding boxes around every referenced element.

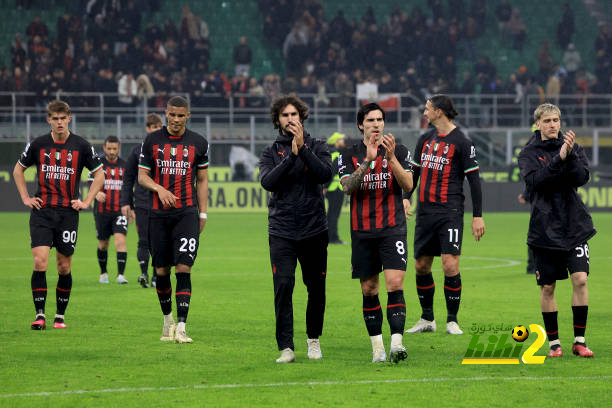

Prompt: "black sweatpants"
[269,231,328,350]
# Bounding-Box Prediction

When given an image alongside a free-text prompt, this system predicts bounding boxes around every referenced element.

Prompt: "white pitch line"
[1,376,611,399]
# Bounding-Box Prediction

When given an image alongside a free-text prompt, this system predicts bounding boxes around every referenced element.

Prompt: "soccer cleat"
[160,322,176,341]
[446,321,464,335]
[389,344,407,363]
[548,346,563,357]
[372,348,387,363]
[99,273,109,284]
[151,276,157,288]
[174,328,193,344]
[137,273,149,288]
[275,348,296,363]
[307,338,322,360]
[406,318,437,333]
[53,317,67,329]
[572,343,594,358]
[31,315,46,330]
[116,275,128,284]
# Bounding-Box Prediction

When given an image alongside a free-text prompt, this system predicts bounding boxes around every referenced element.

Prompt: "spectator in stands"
[538,40,553,84]
[546,71,561,105]
[136,74,155,105]
[97,42,114,70]
[57,13,70,49]
[462,16,478,61]
[247,77,265,107]
[557,3,575,51]
[474,56,496,81]
[563,43,581,86]
[88,14,108,48]
[594,48,612,89]
[180,6,199,41]
[164,18,179,42]
[283,23,308,59]
[11,33,27,69]
[495,0,512,40]
[144,21,163,45]
[118,71,137,107]
[233,36,253,77]
[263,73,281,103]
[26,16,48,40]
[507,8,526,51]
[594,26,611,54]
[470,0,486,35]
[124,1,141,35]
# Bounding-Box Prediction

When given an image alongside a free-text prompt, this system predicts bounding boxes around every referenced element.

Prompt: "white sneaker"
[307,338,322,360]
[174,323,193,343]
[160,318,176,341]
[276,348,296,363]
[99,273,109,284]
[372,348,387,363]
[406,318,437,333]
[389,344,407,363]
[446,321,464,335]
[116,275,128,284]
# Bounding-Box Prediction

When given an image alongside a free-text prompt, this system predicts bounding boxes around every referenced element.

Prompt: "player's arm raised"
[382,134,413,192]
[341,133,378,195]
[13,162,43,209]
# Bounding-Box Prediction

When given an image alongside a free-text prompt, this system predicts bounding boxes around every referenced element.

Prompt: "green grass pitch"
[0,211,610,407]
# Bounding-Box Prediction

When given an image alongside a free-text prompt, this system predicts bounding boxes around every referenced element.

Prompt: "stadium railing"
[1,92,611,167]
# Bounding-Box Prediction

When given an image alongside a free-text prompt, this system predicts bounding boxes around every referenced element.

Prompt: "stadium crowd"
[2,0,612,118]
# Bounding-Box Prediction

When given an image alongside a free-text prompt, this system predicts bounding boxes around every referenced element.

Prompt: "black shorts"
[351,234,407,279]
[94,212,128,240]
[30,207,79,256]
[413,213,464,258]
[135,207,149,249]
[149,207,199,267]
[269,231,328,278]
[531,243,590,286]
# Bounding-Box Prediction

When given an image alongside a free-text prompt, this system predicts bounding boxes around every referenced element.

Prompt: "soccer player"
[260,95,333,363]
[90,135,129,284]
[13,100,104,330]
[120,113,163,288]
[338,103,413,363]
[405,94,485,336]
[324,131,346,244]
[138,96,208,344]
[518,103,596,358]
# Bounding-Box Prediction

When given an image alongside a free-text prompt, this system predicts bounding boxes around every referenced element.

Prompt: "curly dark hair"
[270,94,309,129]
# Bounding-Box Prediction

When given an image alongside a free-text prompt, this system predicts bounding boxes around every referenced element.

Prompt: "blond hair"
[533,103,561,122]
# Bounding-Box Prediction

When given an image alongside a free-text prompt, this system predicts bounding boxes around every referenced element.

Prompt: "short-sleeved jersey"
[338,142,412,238]
[18,132,103,209]
[411,127,479,215]
[88,156,127,214]
[138,126,209,214]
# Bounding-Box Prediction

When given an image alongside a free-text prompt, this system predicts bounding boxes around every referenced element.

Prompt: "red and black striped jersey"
[411,127,479,214]
[17,132,102,209]
[88,157,127,214]
[338,142,412,237]
[138,126,209,213]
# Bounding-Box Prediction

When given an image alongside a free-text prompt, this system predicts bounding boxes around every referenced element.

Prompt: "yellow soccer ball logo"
[511,325,529,342]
